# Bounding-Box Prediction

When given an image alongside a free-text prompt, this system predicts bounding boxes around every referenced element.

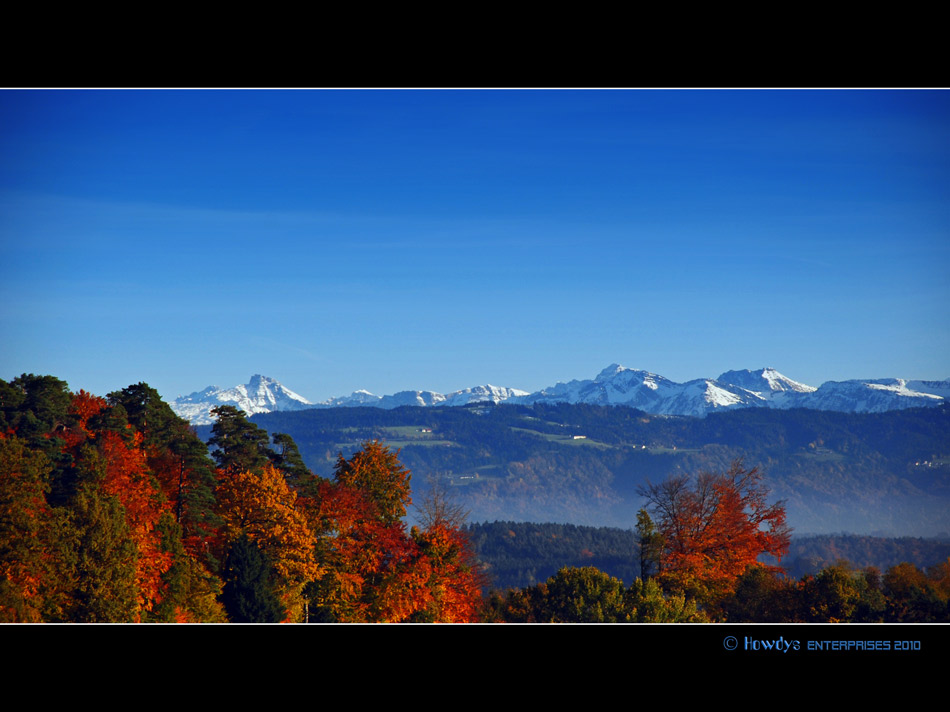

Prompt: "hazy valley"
[223,398,950,538]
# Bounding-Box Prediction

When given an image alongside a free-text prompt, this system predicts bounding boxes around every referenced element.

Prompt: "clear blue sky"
[1,88,948,403]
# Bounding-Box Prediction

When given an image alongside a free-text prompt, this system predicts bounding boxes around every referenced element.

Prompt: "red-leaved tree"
[638,460,791,606]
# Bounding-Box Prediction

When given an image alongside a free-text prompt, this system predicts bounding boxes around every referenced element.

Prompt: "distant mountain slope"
[247,400,950,537]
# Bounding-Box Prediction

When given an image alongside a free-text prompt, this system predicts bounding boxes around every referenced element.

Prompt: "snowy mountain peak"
[717,368,817,395]
[170,375,313,425]
[596,363,627,380]
[594,363,659,381]
[441,384,530,407]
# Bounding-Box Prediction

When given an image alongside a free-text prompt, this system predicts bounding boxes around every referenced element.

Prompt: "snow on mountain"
[523,365,767,416]
[519,364,948,417]
[316,384,529,410]
[170,367,950,425]
[905,379,950,399]
[170,374,314,425]
[717,368,817,396]
[318,390,386,408]
[790,378,947,413]
[441,385,530,407]
[378,390,448,409]
[525,364,679,410]
[171,375,533,424]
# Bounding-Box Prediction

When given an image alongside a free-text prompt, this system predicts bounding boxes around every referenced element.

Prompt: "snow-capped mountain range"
[317,384,530,410]
[169,367,950,424]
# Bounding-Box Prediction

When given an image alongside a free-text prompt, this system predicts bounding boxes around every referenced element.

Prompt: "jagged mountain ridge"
[170,374,314,425]
[517,365,948,418]
[169,366,950,424]
[317,384,530,410]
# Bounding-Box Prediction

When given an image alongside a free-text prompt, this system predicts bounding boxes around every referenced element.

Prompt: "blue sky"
[1,89,948,403]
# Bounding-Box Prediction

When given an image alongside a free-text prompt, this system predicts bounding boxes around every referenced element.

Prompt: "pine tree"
[208,406,272,475]
[221,533,285,623]
[59,484,141,622]
[269,432,311,488]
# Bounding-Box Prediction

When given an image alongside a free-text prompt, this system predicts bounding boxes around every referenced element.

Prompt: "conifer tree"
[59,484,141,622]
[208,406,273,475]
[636,508,663,581]
[221,533,285,623]
[270,432,311,488]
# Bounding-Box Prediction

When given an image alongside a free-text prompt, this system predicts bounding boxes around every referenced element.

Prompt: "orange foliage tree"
[409,521,484,622]
[64,391,174,618]
[331,440,412,525]
[301,441,484,622]
[215,464,320,620]
[0,433,53,621]
[638,460,790,606]
[97,429,174,613]
[303,469,424,622]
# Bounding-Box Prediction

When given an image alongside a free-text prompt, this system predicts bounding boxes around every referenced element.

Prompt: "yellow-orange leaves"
[215,464,320,592]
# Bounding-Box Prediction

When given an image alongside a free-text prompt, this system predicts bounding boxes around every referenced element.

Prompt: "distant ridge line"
[169,366,950,424]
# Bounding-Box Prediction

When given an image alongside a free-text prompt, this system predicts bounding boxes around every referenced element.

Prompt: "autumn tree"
[534,566,630,622]
[0,434,54,622]
[332,440,412,525]
[48,391,176,620]
[2,378,231,622]
[638,460,791,606]
[406,478,486,622]
[486,566,704,623]
[883,561,950,622]
[108,383,220,548]
[303,475,419,622]
[214,463,320,621]
[721,565,799,622]
[302,442,484,622]
[102,384,229,622]
[624,576,706,622]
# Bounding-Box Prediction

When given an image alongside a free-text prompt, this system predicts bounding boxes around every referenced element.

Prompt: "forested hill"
[241,401,950,537]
